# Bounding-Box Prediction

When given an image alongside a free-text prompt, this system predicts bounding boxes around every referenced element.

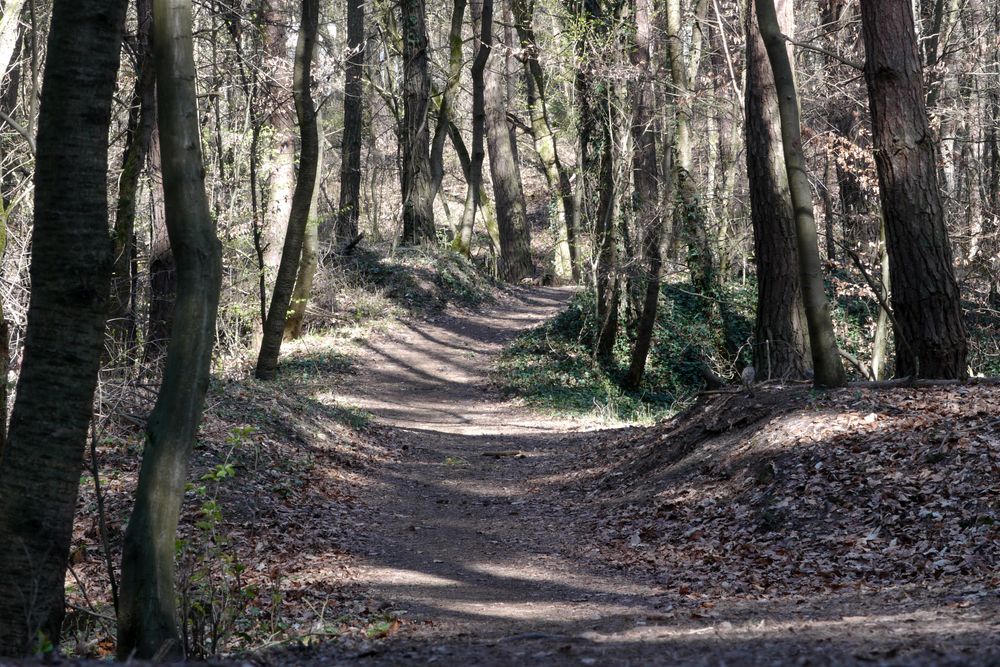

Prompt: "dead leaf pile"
[567,385,1000,603]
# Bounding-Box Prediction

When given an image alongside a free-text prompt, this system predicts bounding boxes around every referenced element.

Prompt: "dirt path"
[308,288,999,666]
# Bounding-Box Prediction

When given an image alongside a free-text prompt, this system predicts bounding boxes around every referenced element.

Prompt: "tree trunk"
[756,0,846,387]
[284,105,324,340]
[400,0,436,243]
[594,94,619,363]
[334,0,365,243]
[665,0,714,296]
[255,0,320,380]
[262,0,296,273]
[457,0,493,257]
[145,128,173,360]
[117,0,223,657]
[111,0,155,347]
[745,0,810,381]
[512,0,576,283]
[484,0,533,282]
[0,0,127,655]
[859,0,967,378]
[623,0,660,389]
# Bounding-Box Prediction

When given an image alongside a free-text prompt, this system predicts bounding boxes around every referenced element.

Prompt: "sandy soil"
[264,287,1000,666]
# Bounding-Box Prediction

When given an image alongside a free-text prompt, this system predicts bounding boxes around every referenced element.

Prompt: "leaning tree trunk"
[745,0,810,381]
[111,0,155,347]
[623,0,661,389]
[400,0,436,243]
[284,104,324,340]
[117,0,224,658]
[334,0,364,243]
[0,0,127,655]
[457,0,493,256]
[756,0,846,388]
[484,0,533,282]
[859,0,967,378]
[512,0,577,283]
[255,0,320,380]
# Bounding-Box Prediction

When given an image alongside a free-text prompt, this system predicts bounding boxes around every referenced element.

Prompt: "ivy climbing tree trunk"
[255,0,320,380]
[623,0,661,388]
[859,0,967,378]
[117,0,224,658]
[756,0,846,387]
[745,0,810,380]
[0,0,127,655]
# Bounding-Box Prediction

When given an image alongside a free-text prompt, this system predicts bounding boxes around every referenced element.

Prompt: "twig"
[89,418,120,614]
[782,33,863,71]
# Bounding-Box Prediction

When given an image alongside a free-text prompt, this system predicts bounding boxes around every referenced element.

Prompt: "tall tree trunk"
[594,92,619,362]
[859,0,967,378]
[756,0,846,387]
[400,0,436,243]
[112,0,156,347]
[334,0,365,243]
[284,105,324,340]
[117,0,223,657]
[665,0,714,296]
[745,0,810,380]
[0,0,127,655]
[262,0,296,272]
[457,0,493,257]
[255,0,320,380]
[484,0,533,282]
[512,0,577,282]
[623,0,661,389]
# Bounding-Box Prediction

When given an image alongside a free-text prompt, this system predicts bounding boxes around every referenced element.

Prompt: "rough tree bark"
[0,0,127,655]
[859,0,967,378]
[745,0,810,380]
[255,0,320,380]
[484,0,533,281]
[334,0,365,243]
[400,0,436,243]
[756,0,846,387]
[117,0,224,657]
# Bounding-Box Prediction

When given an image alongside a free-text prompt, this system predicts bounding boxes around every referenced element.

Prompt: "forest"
[0,0,998,663]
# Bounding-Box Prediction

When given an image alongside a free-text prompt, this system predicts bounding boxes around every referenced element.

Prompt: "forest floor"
[249,286,1000,666]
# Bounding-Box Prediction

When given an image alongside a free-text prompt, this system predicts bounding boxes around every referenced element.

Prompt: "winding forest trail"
[313,287,997,666]
[328,286,673,664]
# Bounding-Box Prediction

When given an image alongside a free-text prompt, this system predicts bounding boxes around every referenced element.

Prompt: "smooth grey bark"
[117,0,224,658]
[255,0,320,380]
[484,0,533,281]
[400,0,436,243]
[859,0,967,378]
[745,0,810,380]
[756,0,847,387]
[0,0,127,655]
